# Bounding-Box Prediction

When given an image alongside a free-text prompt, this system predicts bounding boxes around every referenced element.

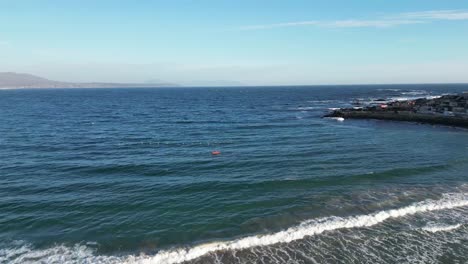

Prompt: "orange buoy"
[211,150,221,155]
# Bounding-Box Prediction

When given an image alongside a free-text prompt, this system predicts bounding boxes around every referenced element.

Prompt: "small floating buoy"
[211,151,221,155]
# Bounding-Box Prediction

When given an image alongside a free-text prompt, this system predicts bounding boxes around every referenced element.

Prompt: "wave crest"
[421,223,462,233]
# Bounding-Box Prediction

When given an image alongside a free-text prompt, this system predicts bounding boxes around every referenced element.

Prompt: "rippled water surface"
[1,85,468,263]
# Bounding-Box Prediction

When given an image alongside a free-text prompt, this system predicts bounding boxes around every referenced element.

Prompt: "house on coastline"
[325,92,468,128]
[372,93,468,118]
[413,93,468,117]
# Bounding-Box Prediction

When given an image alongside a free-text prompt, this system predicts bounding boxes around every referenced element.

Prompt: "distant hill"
[0,72,178,88]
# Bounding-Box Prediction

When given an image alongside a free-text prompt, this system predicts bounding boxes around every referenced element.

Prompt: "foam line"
[3,193,466,264]
[146,193,468,264]
[422,223,462,233]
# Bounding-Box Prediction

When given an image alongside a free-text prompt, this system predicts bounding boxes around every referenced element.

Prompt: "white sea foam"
[421,223,462,233]
[401,90,427,96]
[2,193,467,264]
[306,100,340,103]
[145,193,468,264]
[390,94,441,102]
[330,117,345,122]
[377,89,401,92]
[292,106,320,111]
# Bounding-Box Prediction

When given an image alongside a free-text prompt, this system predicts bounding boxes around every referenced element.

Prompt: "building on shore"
[368,93,468,118]
[325,92,468,128]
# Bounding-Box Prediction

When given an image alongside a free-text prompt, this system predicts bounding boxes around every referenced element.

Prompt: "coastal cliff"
[326,93,468,128]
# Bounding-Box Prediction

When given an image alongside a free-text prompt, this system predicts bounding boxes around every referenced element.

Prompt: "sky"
[1,0,468,86]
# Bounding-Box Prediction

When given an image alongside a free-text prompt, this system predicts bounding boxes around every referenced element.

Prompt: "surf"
[147,193,468,264]
[3,193,466,264]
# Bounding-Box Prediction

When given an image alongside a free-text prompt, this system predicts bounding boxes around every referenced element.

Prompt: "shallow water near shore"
[1,84,468,263]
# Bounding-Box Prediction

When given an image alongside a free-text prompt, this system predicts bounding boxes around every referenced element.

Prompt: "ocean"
[1,84,467,263]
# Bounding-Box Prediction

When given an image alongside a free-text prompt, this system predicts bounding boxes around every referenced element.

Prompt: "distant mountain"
[0,72,178,88]
[0,72,62,88]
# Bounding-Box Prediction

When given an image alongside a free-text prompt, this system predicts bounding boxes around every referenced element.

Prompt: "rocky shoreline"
[325,93,468,128]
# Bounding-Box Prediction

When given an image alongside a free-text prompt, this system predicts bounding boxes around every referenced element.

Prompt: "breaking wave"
[421,223,462,233]
[2,193,467,264]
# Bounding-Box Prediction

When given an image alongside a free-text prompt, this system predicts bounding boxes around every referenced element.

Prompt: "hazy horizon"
[4,71,468,88]
[1,1,468,86]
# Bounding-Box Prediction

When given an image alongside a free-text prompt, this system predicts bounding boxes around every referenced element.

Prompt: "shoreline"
[325,110,468,128]
[325,93,468,128]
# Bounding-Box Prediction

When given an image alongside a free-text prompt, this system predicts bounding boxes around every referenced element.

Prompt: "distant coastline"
[325,93,468,128]
[0,84,180,89]
[0,72,178,89]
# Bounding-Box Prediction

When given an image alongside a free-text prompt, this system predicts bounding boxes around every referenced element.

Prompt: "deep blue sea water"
[1,85,468,263]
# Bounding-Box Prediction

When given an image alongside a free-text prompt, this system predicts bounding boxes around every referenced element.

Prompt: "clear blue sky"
[1,0,468,85]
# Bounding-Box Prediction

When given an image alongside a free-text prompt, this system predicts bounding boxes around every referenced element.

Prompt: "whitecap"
[292,106,319,111]
[330,117,345,122]
[401,90,427,96]
[421,223,462,233]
